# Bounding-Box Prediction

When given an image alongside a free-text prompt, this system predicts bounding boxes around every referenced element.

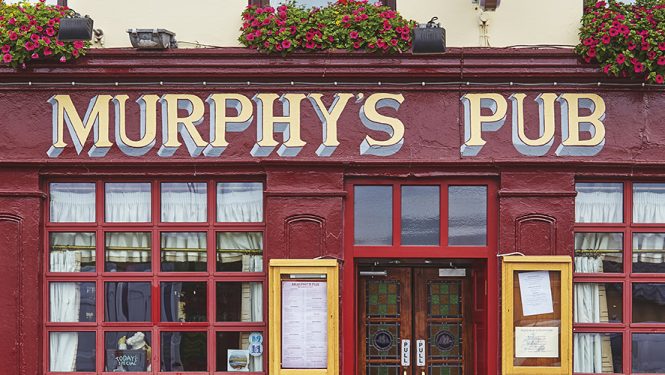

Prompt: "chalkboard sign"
[106,349,147,372]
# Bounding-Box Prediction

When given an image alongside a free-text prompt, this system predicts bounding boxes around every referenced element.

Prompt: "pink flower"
[56,41,64,47]
[3,53,12,63]
[616,53,626,64]
[609,27,619,37]
[353,41,361,49]
[43,47,52,56]
[658,56,665,66]
[390,38,398,46]
[72,49,79,57]
[24,42,35,51]
[278,11,287,19]
[290,25,296,34]
[42,36,51,45]
[648,51,657,60]
[8,31,18,41]
[30,34,40,43]
[342,15,350,23]
[383,20,392,30]
[603,64,611,74]
[1,45,9,53]
[263,41,271,48]
[282,39,292,49]
[659,42,665,51]
[305,40,316,49]
[349,31,359,39]
[601,34,611,44]
[45,27,55,36]
[376,38,386,48]
[401,33,410,41]
[306,31,314,41]
[31,52,39,59]
[628,41,636,50]
[48,18,55,26]
[634,62,644,73]
[246,33,256,41]
[656,74,665,84]
[8,18,16,25]
[277,5,287,12]
[59,56,66,62]
[328,35,334,42]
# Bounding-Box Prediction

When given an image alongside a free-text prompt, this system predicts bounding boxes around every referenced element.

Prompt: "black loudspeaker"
[413,17,446,54]
[58,15,94,41]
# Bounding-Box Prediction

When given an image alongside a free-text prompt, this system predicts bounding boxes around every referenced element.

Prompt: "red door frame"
[342,178,499,375]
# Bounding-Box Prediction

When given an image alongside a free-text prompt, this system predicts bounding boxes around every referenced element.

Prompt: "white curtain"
[49,252,81,371]
[217,232,263,272]
[50,185,95,223]
[632,189,665,265]
[574,188,620,373]
[161,184,207,222]
[105,185,151,222]
[105,232,151,271]
[217,183,263,222]
[161,232,207,263]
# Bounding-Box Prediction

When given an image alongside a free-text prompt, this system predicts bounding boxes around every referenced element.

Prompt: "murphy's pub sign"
[47,92,607,158]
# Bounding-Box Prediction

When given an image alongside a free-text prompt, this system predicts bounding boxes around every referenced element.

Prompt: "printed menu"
[281,281,328,369]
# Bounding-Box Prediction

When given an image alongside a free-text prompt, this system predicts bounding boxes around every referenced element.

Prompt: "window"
[352,181,492,253]
[574,182,665,374]
[46,180,265,373]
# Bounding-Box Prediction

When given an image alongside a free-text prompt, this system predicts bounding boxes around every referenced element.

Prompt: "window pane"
[574,233,623,273]
[50,182,95,222]
[632,333,665,373]
[49,331,96,372]
[632,283,665,323]
[161,282,207,322]
[105,183,151,222]
[217,232,263,272]
[105,331,151,372]
[448,186,487,246]
[161,332,207,372]
[217,182,263,222]
[217,331,264,372]
[354,186,392,245]
[575,183,623,223]
[633,183,665,223]
[401,186,440,246]
[104,282,151,322]
[574,283,622,323]
[161,182,207,222]
[633,233,665,273]
[161,232,207,272]
[216,282,263,322]
[574,333,622,373]
[49,232,95,272]
[105,232,151,272]
[49,282,96,322]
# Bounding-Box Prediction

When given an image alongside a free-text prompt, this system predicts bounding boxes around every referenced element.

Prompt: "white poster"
[281,281,328,369]
[518,271,554,316]
[515,327,559,358]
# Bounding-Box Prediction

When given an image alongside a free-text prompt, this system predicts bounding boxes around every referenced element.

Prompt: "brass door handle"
[403,371,407,375]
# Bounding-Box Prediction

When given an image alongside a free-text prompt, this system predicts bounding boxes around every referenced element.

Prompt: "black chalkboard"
[106,349,147,372]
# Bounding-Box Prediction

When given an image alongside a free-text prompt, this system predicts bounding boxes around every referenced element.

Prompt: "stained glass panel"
[366,323,400,359]
[429,281,462,318]
[366,365,400,375]
[366,280,400,317]
[429,322,463,360]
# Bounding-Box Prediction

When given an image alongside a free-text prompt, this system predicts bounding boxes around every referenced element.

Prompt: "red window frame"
[43,178,266,374]
[248,0,397,10]
[574,181,665,375]
[342,177,499,375]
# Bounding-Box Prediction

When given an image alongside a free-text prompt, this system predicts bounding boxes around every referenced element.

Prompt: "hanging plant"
[577,0,665,83]
[0,0,89,68]
[239,0,416,55]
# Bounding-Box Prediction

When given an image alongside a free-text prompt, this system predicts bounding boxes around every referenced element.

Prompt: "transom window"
[46,180,265,373]
[352,181,490,251]
[574,182,665,374]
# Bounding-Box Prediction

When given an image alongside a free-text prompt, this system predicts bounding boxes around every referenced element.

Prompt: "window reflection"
[161,332,207,372]
[448,186,487,246]
[105,282,151,322]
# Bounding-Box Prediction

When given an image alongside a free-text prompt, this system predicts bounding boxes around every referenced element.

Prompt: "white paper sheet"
[515,327,559,358]
[281,281,328,369]
[518,271,554,316]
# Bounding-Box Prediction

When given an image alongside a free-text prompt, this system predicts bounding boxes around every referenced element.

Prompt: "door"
[359,267,471,375]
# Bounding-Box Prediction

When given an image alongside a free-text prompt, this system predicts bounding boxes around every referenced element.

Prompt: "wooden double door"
[359,267,471,375]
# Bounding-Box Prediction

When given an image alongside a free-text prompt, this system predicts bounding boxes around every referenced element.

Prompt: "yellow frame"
[501,256,573,375]
[268,259,339,375]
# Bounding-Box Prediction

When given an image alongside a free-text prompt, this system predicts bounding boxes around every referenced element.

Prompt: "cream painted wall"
[67,0,581,48]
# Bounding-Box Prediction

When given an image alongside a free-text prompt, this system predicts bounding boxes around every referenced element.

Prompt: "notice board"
[269,259,339,375]
[502,256,572,375]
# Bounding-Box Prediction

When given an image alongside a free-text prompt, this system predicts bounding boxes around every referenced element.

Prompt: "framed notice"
[269,259,339,375]
[501,256,572,375]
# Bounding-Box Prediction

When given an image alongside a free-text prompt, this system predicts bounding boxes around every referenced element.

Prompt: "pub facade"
[1,47,664,375]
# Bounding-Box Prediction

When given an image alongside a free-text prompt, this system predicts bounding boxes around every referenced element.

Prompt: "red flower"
[390,38,398,46]
[603,64,611,74]
[45,27,55,36]
[659,42,665,51]
[634,62,644,73]
[658,56,665,65]
[609,27,619,37]
[8,18,16,25]
[43,48,52,56]
[383,20,392,30]
[59,56,66,63]
[72,49,79,57]
[48,18,55,26]
[353,41,361,49]
[628,41,636,50]
[8,31,18,41]
[342,15,350,23]
[246,33,256,41]
[3,53,12,63]
[24,41,35,51]
[349,31,359,39]
[282,39,292,49]
[656,74,665,84]
[588,47,597,58]
[616,53,626,64]
[601,34,611,44]
[305,40,316,49]
[31,52,39,59]
[648,51,657,60]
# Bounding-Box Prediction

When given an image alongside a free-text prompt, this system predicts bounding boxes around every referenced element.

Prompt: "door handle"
[403,371,407,375]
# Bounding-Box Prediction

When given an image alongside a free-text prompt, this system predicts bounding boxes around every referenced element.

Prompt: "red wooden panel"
[0,215,22,375]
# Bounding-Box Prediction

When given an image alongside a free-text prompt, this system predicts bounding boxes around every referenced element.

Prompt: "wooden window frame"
[573,180,665,375]
[249,0,396,10]
[43,178,267,374]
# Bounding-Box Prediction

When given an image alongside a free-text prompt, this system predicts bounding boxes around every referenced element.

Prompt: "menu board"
[281,281,328,369]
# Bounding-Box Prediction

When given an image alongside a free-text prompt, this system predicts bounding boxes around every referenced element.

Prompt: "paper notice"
[518,271,554,316]
[281,281,328,369]
[515,327,559,358]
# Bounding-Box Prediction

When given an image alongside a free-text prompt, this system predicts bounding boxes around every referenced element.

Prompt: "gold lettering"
[359,93,405,156]
[204,94,254,157]
[460,93,507,157]
[114,94,158,156]
[251,93,306,157]
[307,93,354,157]
[157,94,207,157]
[556,93,606,156]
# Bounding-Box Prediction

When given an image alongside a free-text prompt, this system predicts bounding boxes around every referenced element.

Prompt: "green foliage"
[577,0,665,83]
[0,0,89,68]
[239,0,416,55]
